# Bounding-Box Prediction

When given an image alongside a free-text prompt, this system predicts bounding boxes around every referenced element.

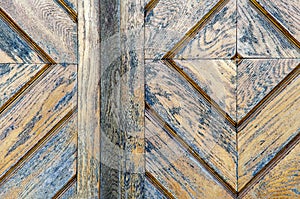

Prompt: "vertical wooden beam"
[100,0,145,198]
[77,0,101,198]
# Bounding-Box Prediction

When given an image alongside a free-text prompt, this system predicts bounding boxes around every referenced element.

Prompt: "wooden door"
[0,0,299,198]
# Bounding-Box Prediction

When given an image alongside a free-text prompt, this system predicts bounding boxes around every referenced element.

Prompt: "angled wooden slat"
[0,64,46,108]
[145,0,221,59]
[77,0,100,198]
[0,116,77,199]
[58,0,77,12]
[175,0,236,59]
[0,20,42,63]
[146,60,237,189]
[145,117,234,199]
[1,0,77,63]
[237,0,300,58]
[54,0,78,23]
[238,74,300,190]
[53,175,77,199]
[145,177,168,199]
[175,60,236,120]
[59,181,77,199]
[243,143,300,199]
[255,0,299,42]
[0,64,77,180]
[237,59,300,121]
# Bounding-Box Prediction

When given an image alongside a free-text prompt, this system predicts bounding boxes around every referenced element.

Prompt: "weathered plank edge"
[77,0,101,198]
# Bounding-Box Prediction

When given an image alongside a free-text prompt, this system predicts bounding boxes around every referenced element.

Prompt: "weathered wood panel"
[0,64,45,108]
[0,20,42,63]
[175,0,236,59]
[244,143,300,199]
[237,0,300,58]
[145,178,167,199]
[59,181,77,199]
[238,73,300,190]
[0,64,77,180]
[77,0,100,198]
[145,117,233,198]
[146,60,237,189]
[0,115,77,199]
[237,59,300,121]
[145,0,221,59]
[255,0,299,42]
[1,0,77,63]
[175,60,236,120]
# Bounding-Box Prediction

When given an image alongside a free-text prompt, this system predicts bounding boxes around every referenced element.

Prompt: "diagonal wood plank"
[175,60,236,120]
[0,20,43,63]
[1,0,77,63]
[255,0,299,42]
[145,177,168,199]
[145,0,222,59]
[146,60,237,189]
[0,64,46,108]
[0,116,77,199]
[175,0,236,59]
[237,59,300,121]
[243,143,300,199]
[237,0,300,58]
[238,73,300,190]
[145,117,234,198]
[0,64,77,180]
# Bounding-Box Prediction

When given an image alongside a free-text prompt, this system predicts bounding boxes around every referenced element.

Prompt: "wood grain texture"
[146,60,237,189]
[0,64,44,108]
[237,59,300,121]
[59,181,77,199]
[145,0,220,59]
[77,0,100,198]
[238,74,300,190]
[0,64,77,180]
[145,117,233,198]
[145,178,167,199]
[255,0,299,42]
[244,143,300,199]
[237,0,300,58]
[0,116,77,199]
[175,60,236,120]
[175,0,236,59]
[0,20,42,63]
[1,0,77,63]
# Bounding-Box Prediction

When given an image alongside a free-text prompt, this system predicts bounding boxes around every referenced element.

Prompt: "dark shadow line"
[54,0,78,23]
[237,63,299,131]
[52,174,77,199]
[162,59,237,129]
[146,103,237,198]
[0,8,56,63]
[144,0,160,17]
[0,107,77,187]
[237,132,300,198]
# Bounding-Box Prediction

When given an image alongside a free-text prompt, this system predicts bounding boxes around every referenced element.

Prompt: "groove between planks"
[145,103,237,198]
[0,8,55,63]
[52,174,77,199]
[54,0,78,23]
[0,107,77,188]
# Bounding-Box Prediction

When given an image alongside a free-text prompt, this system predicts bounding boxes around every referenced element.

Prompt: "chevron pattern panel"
[144,0,300,198]
[0,1,78,198]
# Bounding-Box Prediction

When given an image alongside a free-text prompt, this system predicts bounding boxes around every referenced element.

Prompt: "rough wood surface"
[238,73,300,190]
[0,115,77,199]
[255,0,299,42]
[0,64,45,108]
[237,0,300,58]
[77,0,100,198]
[175,60,236,120]
[175,0,236,59]
[146,60,237,189]
[60,181,77,199]
[237,59,300,121]
[244,144,300,199]
[1,0,77,63]
[145,0,220,59]
[145,117,233,198]
[0,20,42,63]
[145,178,167,199]
[0,64,77,181]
